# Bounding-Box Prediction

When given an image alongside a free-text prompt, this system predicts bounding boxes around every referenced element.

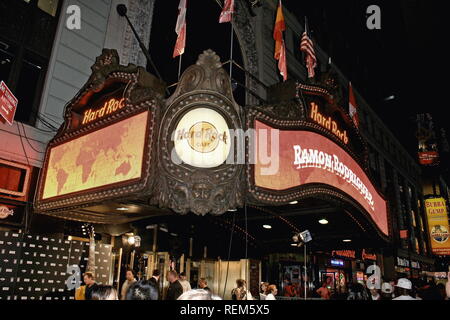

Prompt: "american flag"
[300,19,317,78]
[219,0,234,23]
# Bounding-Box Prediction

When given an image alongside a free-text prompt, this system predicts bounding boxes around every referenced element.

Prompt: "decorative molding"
[34,49,164,223]
[156,50,245,216]
[233,0,260,105]
[104,0,155,68]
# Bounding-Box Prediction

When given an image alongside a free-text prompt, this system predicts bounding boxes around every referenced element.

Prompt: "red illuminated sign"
[332,250,356,259]
[362,249,377,261]
[418,151,439,166]
[0,81,18,125]
[254,120,388,236]
[400,230,409,239]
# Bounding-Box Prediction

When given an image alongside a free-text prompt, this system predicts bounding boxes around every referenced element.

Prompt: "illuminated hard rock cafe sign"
[0,206,14,219]
[158,49,244,216]
[82,98,125,125]
[309,102,349,145]
[174,108,231,168]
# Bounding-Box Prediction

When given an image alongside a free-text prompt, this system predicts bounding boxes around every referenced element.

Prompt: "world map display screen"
[254,120,388,236]
[41,111,148,200]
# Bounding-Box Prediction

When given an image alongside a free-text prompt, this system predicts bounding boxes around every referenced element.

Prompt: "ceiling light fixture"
[263,225,272,230]
[116,207,129,211]
[343,239,352,243]
[319,219,329,225]
[289,201,298,205]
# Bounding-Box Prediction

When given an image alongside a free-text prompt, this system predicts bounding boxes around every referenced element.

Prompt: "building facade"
[0,0,440,299]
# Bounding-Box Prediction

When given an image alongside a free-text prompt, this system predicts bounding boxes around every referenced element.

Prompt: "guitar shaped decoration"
[82,224,96,274]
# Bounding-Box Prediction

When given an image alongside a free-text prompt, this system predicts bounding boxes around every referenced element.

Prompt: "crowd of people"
[75,269,225,301]
[74,270,450,301]
[312,273,450,301]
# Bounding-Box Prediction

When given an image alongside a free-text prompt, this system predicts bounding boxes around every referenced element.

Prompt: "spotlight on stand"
[291,230,312,300]
[299,230,312,243]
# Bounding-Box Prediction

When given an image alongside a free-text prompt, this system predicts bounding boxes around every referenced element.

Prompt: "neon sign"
[310,102,349,145]
[362,249,377,261]
[331,259,344,267]
[332,250,356,259]
[82,98,125,125]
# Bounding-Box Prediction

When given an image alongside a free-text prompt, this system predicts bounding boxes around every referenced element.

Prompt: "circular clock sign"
[174,108,231,168]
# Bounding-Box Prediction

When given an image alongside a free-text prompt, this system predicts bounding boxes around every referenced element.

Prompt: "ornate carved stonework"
[233,0,260,105]
[156,50,244,216]
[104,0,155,68]
[35,49,165,222]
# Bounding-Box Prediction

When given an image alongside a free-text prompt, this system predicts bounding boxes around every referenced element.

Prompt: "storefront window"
[0,0,61,125]
[0,42,15,83]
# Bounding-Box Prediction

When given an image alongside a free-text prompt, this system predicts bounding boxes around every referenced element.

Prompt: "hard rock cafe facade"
[2,48,398,299]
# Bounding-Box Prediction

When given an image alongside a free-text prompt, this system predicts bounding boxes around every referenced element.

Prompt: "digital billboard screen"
[254,120,388,236]
[41,111,148,200]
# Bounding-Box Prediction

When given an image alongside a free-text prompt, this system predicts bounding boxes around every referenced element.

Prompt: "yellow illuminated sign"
[310,102,349,145]
[425,197,450,256]
[82,98,125,125]
[42,111,148,199]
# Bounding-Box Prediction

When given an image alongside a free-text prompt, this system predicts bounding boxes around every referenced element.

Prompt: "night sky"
[149,1,448,167]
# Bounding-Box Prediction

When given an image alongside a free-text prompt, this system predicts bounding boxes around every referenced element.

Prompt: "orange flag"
[273,1,287,81]
[273,0,286,60]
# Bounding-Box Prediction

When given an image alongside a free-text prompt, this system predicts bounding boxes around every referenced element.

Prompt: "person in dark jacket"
[83,272,98,300]
[149,269,160,287]
[166,270,183,300]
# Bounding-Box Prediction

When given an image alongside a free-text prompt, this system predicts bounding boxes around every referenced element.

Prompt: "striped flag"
[278,40,287,81]
[349,82,359,128]
[300,19,317,78]
[219,0,234,23]
[273,0,287,81]
[173,0,187,58]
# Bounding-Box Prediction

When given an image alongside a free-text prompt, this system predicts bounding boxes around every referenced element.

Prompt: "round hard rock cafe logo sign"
[174,108,231,168]
[431,225,450,243]
[188,121,221,153]
[0,206,14,219]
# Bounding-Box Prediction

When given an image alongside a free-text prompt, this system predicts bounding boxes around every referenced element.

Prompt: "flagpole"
[229,15,234,80]
[178,55,183,81]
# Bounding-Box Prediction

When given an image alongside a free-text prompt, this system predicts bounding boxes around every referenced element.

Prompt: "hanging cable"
[229,10,234,79]
[20,123,46,154]
[245,204,248,260]
[222,211,236,298]
[16,123,31,167]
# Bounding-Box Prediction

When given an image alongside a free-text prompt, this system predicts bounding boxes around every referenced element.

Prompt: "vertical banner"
[425,198,450,255]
